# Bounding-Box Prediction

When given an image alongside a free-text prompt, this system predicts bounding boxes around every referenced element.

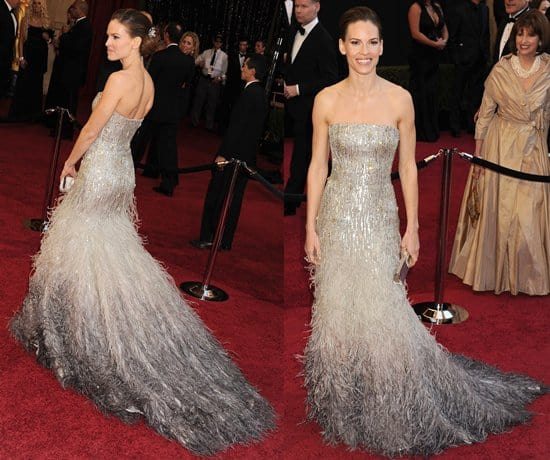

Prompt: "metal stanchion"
[413,148,469,324]
[180,160,241,301]
[24,107,67,232]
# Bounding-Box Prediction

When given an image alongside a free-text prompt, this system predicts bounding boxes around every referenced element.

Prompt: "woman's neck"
[121,53,142,71]
[346,72,379,97]
[518,53,536,69]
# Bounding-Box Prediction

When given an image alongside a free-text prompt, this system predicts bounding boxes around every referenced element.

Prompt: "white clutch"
[59,176,74,193]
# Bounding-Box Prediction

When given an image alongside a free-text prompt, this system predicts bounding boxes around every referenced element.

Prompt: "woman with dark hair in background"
[10,8,274,456]
[9,0,51,121]
[450,10,550,295]
[304,5,547,457]
[407,0,448,141]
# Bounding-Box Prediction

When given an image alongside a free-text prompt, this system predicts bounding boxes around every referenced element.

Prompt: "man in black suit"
[448,0,490,136]
[44,0,92,138]
[283,0,338,216]
[218,37,248,133]
[134,22,195,197]
[494,0,530,63]
[0,0,20,97]
[191,54,268,251]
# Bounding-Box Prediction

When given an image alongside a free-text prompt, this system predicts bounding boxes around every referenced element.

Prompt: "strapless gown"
[304,123,546,457]
[10,103,275,456]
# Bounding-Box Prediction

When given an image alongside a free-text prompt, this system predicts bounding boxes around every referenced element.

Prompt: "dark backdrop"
[144,0,282,54]
[320,0,412,66]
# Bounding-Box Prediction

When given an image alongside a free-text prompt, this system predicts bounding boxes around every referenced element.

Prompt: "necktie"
[298,26,306,36]
[209,50,217,66]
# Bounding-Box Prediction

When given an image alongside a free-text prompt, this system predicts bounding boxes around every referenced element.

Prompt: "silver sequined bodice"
[317,124,401,258]
[68,108,142,217]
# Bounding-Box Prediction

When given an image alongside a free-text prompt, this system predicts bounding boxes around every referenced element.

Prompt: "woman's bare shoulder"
[379,78,412,104]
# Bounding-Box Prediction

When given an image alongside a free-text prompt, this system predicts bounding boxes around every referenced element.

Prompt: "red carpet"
[283,133,550,459]
[0,104,283,459]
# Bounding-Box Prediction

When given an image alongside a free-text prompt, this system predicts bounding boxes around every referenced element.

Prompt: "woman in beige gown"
[450,11,550,295]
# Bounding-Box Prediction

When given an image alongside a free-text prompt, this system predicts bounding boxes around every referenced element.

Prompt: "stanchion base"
[413,302,469,324]
[24,218,48,232]
[180,281,229,302]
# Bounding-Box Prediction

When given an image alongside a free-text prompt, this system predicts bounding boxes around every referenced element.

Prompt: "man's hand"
[284,83,299,99]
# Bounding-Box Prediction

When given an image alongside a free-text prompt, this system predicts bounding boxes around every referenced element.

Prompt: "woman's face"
[31,0,43,15]
[180,36,195,55]
[105,19,140,61]
[515,26,540,58]
[538,0,550,14]
[339,20,383,75]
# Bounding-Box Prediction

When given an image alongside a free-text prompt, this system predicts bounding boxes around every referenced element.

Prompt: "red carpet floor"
[1,98,549,459]
[284,134,550,459]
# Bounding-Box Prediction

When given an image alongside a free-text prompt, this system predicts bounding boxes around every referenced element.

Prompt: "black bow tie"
[239,53,246,58]
[506,16,516,23]
[10,8,16,15]
[298,26,306,36]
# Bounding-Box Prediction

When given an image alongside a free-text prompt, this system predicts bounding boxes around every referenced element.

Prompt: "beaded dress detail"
[304,123,546,457]
[10,95,275,456]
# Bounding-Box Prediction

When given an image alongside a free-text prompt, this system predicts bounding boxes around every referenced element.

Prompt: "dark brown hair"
[509,10,550,55]
[110,9,155,56]
[338,6,383,40]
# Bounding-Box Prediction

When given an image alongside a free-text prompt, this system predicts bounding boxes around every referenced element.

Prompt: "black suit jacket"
[225,51,246,99]
[56,17,92,86]
[284,22,338,119]
[218,81,268,165]
[0,2,16,91]
[448,0,489,65]
[146,45,195,123]
[493,6,531,64]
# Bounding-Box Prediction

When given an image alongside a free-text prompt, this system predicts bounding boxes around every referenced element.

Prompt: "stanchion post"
[413,148,469,324]
[180,160,241,301]
[25,108,66,232]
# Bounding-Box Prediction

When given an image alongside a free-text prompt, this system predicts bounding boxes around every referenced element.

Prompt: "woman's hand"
[401,229,420,266]
[60,161,77,183]
[434,38,447,51]
[305,229,321,266]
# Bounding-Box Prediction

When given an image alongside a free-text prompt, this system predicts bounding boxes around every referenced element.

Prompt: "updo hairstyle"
[110,8,157,57]
[338,6,383,41]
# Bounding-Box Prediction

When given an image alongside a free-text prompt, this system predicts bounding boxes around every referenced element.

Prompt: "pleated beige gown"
[450,53,550,295]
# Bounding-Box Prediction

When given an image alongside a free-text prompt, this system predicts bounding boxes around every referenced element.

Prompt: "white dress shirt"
[197,47,228,79]
[285,0,293,25]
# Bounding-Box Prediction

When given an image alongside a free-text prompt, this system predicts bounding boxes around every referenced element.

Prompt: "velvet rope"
[455,151,550,183]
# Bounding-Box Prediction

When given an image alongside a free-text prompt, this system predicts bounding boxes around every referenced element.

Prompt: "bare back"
[109,67,154,120]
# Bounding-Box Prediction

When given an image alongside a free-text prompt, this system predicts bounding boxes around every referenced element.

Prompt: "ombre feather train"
[10,101,275,456]
[304,123,547,457]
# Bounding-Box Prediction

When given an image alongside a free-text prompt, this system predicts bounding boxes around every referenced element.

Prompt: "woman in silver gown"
[10,9,274,456]
[304,6,547,457]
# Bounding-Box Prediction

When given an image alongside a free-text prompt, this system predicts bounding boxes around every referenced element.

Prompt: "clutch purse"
[394,250,412,284]
[59,176,74,193]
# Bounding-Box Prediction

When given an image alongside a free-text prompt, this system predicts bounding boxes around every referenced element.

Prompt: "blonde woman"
[10,0,51,120]
[179,30,200,58]
[179,31,200,116]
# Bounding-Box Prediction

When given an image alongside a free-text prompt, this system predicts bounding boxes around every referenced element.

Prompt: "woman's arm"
[396,89,420,265]
[408,3,439,48]
[304,91,331,265]
[60,72,124,180]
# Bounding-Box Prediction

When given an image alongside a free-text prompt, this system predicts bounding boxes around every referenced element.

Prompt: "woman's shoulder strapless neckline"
[329,123,399,135]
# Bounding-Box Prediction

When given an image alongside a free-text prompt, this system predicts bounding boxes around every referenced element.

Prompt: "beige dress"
[450,53,550,295]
